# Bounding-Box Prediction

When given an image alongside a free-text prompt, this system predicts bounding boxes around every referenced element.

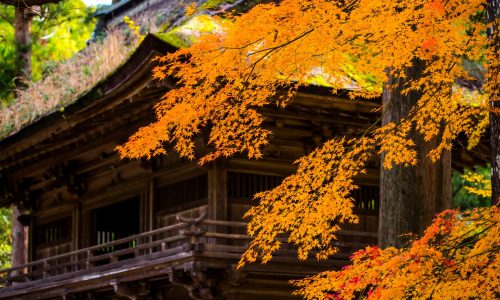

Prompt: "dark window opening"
[156,174,208,213]
[352,185,379,211]
[227,172,284,200]
[34,217,72,247]
[92,197,140,257]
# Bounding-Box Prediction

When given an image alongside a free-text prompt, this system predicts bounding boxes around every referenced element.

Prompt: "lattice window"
[34,217,72,246]
[352,185,380,211]
[156,174,208,213]
[227,172,284,200]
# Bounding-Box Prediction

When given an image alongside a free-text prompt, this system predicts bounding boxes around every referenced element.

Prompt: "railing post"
[71,253,77,273]
[42,260,49,279]
[65,255,73,274]
[85,250,92,270]
[5,270,12,287]
[178,212,207,253]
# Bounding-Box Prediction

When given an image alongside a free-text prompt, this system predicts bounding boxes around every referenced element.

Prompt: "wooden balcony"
[0,212,377,299]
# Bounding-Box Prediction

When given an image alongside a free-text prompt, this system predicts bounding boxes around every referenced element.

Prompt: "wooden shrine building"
[0,34,487,299]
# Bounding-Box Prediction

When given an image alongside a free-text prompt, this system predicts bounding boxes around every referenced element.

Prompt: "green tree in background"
[0,0,95,267]
[0,208,12,269]
[0,0,95,104]
[452,165,492,209]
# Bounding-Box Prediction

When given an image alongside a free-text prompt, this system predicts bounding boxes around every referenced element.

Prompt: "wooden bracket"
[109,279,150,299]
[110,279,137,300]
[169,263,222,300]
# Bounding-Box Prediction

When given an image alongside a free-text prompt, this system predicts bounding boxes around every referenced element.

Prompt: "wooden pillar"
[147,180,154,231]
[69,204,80,272]
[138,181,154,254]
[11,206,28,274]
[72,203,81,250]
[140,181,155,232]
[81,210,90,248]
[379,61,451,248]
[207,162,228,246]
[208,162,227,221]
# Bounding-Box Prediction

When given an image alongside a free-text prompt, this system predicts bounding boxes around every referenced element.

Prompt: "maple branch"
[222,36,267,51]
[349,52,462,161]
[0,11,13,24]
[31,5,88,37]
[236,28,315,100]
[246,28,314,56]
[428,246,459,299]
[444,223,495,253]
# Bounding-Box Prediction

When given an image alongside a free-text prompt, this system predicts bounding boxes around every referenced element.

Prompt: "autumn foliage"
[116,0,498,297]
[117,0,492,162]
[295,207,500,299]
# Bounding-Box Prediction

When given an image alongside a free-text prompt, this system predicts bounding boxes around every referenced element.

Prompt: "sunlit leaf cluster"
[118,0,495,266]
[453,165,492,209]
[238,138,370,266]
[294,207,500,299]
[462,168,492,198]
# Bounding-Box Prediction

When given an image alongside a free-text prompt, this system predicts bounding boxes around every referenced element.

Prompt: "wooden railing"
[0,213,377,288]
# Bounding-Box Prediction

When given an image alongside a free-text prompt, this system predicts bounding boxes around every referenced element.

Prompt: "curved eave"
[0,34,177,160]
[93,0,141,17]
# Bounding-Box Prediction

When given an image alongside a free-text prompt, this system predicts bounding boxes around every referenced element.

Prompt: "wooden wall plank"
[208,162,227,222]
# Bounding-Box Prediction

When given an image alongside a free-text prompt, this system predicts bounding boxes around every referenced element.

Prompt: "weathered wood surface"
[379,61,451,248]
[0,222,190,284]
[10,207,28,278]
[0,215,375,298]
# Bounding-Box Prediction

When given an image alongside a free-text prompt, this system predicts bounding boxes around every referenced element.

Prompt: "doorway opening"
[91,197,140,261]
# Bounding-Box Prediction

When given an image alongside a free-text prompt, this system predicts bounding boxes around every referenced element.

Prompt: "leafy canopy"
[453,165,492,209]
[295,207,499,300]
[0,0,95,104]
[117,0,497,297]
[0,208,11,270]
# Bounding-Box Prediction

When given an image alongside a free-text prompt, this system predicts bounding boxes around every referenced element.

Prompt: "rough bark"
[14,6,32,89]
[487,0,500,205]
[491,89,500,206]
[9,7,33,276]
[11,206,28,273]
[379,61,452,248]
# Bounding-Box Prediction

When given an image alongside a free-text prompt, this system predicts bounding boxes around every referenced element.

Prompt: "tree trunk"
[491,88,500,206]
[11,206,28,274]
[487,0,500,205]
[378,61,452,248]
[14,6,32,88]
